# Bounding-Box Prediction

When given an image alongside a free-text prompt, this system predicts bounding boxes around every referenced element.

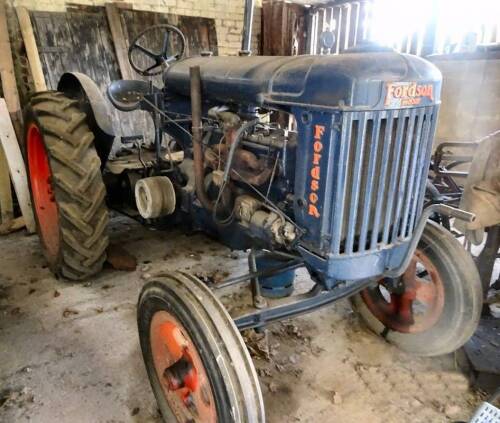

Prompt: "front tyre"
[138,271,265,423]
[352,221,482,356]
[25,91,109,280]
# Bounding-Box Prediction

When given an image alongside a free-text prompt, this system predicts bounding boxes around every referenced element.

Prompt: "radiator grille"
[330,106,438,255]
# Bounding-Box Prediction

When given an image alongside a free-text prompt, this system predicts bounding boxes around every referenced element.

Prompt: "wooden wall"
[27,5,218,139]
[262,0,307,56]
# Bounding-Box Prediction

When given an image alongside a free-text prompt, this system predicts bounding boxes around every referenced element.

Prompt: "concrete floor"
[0,215,485,422]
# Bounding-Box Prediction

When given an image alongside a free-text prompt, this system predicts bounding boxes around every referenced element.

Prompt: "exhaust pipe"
[240,0,255,55]
[190,66,213,211]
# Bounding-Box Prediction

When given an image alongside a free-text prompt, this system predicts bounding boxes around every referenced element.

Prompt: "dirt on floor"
[0,215,486,422]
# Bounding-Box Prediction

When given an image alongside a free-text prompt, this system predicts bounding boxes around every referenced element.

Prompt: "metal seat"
[107,80,160,112]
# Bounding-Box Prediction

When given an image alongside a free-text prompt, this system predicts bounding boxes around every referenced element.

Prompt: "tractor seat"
[107,80,160,112]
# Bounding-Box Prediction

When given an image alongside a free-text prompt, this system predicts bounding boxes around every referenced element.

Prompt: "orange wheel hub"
[361,249,445,333]
[150,311,217,422]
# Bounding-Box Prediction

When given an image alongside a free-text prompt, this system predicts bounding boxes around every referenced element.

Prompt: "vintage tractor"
[23,21,483,422]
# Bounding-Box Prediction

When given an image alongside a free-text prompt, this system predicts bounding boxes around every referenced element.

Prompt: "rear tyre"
[24,91,109,280]
[138,271,265,423]
[352,221,482,356]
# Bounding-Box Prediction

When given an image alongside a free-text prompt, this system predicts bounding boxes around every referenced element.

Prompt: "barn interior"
[0,0,499,422]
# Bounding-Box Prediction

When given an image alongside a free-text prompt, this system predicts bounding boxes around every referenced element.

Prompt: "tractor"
[23,17,482,423]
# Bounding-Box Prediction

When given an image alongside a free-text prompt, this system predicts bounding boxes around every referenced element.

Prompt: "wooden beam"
[0,0,22,136]
[105,3,134,80]
[0,98,36,233]
[16,6,47,92]
[0,216,25,235]
[0,143,13,225]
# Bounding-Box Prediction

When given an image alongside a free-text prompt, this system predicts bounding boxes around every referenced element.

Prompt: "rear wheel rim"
[150,310,217,423]
[27,123,60,260]
[361,249,445,333]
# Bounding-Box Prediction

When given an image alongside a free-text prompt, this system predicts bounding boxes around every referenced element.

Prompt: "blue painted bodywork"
[160,53,442,287]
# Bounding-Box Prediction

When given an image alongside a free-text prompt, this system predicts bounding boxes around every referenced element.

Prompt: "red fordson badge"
[385,82,434,107]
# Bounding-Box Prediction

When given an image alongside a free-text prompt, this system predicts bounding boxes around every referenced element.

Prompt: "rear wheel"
[138,272,265,423]
[352,221,482,356]
[25,91,108,280]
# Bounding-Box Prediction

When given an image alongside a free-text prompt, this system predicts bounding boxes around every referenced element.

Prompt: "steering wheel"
[128,24,186,77]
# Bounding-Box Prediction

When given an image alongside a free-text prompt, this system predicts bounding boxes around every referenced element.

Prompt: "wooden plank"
[262,0,306,56]
[16,6,47,92]
[0,216,25,235]
[0,143,13,224]
[0,98,36,233]
[0,0,22,136]
[105,3,133,80]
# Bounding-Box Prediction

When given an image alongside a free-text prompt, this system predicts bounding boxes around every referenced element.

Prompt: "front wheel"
[138,271,265,423]
[352,221,482,356]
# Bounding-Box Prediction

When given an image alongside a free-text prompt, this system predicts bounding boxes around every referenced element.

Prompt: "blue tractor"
[23,18,482,423]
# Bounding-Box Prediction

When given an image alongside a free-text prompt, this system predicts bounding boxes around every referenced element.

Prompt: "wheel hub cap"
[361,249,445,333]
[150,311,217,422]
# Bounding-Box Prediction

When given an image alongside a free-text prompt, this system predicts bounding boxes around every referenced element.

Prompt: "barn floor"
[0,215,486,423]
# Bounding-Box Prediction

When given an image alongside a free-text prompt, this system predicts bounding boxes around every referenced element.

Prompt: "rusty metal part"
[245,132,287,149]
[361,249,445,334]
[232,149,273,186]
[205,143,274,186]
[190,66,213,211]
[232,167,273,186]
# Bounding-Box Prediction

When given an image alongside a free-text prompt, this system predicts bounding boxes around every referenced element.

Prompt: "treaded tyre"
[24,91,109,280]
[352,221,482,356]
[138,271,265,423]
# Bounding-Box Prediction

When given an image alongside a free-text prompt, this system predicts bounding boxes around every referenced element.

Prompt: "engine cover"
[164,52,441,111]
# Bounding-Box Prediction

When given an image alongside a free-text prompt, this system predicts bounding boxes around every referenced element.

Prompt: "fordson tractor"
[23,17,482,423]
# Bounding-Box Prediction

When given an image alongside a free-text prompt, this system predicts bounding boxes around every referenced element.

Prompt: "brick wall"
[8,0,262,56]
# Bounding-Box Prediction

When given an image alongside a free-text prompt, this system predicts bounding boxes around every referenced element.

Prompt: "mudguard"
[57,72,115,166]
[457,131,500,242]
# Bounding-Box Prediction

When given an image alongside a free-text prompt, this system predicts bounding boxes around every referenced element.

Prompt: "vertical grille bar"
[345,113,367,253]
[400,107,426,239]
[358,112,382,252]
[414,110,439,221]
[391,108,417,243]
[370,113,394,250]
[382,110,407,243]
[408,107,434,233]
[331,113,354,254]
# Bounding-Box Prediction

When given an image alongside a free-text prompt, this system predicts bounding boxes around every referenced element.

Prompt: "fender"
[57,72,115,167]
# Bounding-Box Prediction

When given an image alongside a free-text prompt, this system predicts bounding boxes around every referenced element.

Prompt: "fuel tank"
[163,52,441,111]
